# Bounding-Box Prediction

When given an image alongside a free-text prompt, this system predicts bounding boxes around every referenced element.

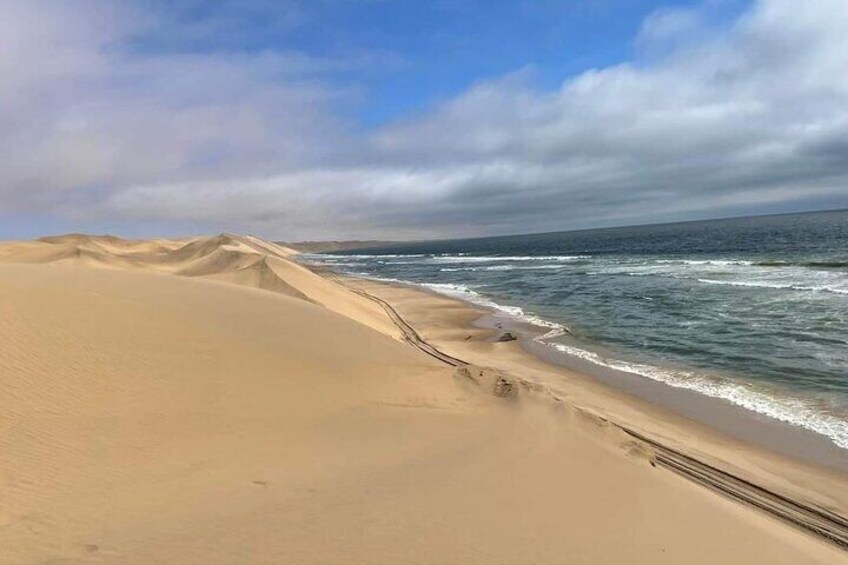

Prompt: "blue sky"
[1,0,847,240]
[138,0,743,125]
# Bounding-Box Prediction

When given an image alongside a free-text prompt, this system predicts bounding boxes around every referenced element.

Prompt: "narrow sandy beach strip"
[1,234,846,563]
[338,276,848,498]
[331,274,848,542]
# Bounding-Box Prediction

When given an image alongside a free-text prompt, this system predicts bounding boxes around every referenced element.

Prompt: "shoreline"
[522,334,848,471]
[325,267,848,471]
[302,247,848,455]
[314,269,848,535]
[469,311,848,472]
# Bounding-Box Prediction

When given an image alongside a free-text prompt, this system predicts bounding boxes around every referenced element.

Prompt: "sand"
[0,234,845,564]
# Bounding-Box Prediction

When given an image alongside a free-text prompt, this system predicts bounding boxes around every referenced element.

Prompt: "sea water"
[301,210,848,450]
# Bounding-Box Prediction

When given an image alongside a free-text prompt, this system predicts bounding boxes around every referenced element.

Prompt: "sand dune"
[0,234,845,563]
[0,233,399,339]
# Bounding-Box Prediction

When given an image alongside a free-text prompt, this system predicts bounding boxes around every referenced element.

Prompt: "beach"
[302,210,848,457]
[1,234,846,564]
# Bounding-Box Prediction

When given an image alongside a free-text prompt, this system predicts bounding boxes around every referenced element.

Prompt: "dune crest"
[0,233,401,339]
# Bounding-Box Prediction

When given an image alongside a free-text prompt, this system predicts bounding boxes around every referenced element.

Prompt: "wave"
[655,259,754,266]
[429,255,590,264]
[648,258,848,269]
[419,282,567,337]
[322,253,426,259]
[440,264,568,272]
[697,278,848,295]
[314,261,359,267]
[326,253,848,271]
[543,342,848,449]
[318,253,590,266]
[585,261,848,296]
[348,273,410,285]
[755,260,848,268]
[586,270,671,277]
[324,253,588,262]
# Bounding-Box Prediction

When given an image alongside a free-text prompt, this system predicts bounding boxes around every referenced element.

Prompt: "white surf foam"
[419,282,568,336]
[544,342,848,449]
[431,255,590,264]
[439,264,569,272]
[656,259,755,266]
[697,278,848,295]
[334,253,426,259]
[356,274,408,284]
[587,259,848,297]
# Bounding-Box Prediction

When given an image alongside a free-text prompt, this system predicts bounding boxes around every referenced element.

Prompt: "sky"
[1,0,847,240]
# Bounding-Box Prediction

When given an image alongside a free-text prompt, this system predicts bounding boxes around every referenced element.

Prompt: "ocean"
[301,209,848,451]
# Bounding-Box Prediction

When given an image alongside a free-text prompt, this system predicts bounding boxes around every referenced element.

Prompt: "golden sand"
[0,234,845,563]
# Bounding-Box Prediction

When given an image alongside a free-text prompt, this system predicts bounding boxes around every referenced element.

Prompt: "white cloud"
[2,0,848,239]
[0,0,351,208]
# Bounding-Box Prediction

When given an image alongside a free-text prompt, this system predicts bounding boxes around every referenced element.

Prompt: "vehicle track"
[331,273,848,550]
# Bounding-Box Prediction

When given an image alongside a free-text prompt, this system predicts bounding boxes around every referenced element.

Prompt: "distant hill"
[279,240,407,254]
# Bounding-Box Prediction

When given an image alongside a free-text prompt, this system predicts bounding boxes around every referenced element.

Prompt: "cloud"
[636,5,709,57]
[0,0,354,209]
[2,0,848,239]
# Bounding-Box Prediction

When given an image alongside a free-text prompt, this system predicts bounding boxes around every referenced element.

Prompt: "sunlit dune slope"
[0,233,400,339]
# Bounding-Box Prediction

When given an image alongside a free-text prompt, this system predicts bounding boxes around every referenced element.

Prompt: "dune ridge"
[0,233,401,339]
